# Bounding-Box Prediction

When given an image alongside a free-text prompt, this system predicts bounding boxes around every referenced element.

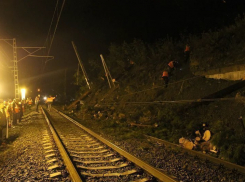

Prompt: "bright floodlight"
[44,96,47,100]
[21,88,26,100]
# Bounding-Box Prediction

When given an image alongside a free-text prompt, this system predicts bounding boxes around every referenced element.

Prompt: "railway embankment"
[65,17,245,168]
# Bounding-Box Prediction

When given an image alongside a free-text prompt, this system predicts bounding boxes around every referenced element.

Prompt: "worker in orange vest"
[168,60,179,75]
[184,44,190,63]
[27,97,33,110]
[162,71,169,88]
[12,99,21,125]
[46,96,55,111]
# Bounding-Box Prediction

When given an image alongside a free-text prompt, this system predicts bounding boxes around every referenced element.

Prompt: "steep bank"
[70,17,245,165]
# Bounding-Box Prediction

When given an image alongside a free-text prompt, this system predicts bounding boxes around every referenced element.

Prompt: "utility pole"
[0,38,53,99]
[100,54,115,88]
[13,39,19,99]
[71,41,91,89]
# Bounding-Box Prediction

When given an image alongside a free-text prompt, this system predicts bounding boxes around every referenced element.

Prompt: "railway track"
[41,107,177,182]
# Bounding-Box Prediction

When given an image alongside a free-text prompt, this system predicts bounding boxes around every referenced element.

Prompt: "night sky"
[0,0,245,98]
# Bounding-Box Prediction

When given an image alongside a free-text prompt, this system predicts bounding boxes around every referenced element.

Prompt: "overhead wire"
[43,0,59,52]
[42,0,66,72]
[45,0,66,60]
[0,49,12,74]
[0,47,12,62]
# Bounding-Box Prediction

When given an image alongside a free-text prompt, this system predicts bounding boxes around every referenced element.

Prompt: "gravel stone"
[0,111,71,181]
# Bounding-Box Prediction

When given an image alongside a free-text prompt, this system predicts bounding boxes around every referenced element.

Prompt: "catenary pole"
[71,41,91,89]
[0,38,52,99]
[13,38,19,99]
[104,57,115,88]
[100,54,111,88]
[100,54,115,88]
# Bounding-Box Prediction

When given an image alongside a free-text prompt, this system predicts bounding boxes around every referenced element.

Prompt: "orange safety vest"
[28,100,33,105]
[162,71,169,77]
[168,61,174,68]
[14,104,20,113]
[47,97,55,103]
[185,45,190,52]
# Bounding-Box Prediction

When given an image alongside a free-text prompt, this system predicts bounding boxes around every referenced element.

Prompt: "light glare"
[21,88,26,100]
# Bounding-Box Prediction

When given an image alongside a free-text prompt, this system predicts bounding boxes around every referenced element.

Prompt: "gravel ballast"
[0,110,70,181]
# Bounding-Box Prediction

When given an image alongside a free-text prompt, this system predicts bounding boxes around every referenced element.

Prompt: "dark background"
[0,0,245,99]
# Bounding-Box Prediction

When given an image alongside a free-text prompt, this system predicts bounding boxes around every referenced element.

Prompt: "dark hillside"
[70,18,245,165]
[190,16,245,72]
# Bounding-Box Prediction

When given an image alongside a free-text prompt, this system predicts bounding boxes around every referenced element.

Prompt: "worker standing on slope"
[46,96,55,111]
[184,44,190,63]
[168,60,179,75]
[162,71,169,88]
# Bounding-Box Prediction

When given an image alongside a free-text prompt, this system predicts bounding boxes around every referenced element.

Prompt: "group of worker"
[30,94,55,112]
[33,94,55,112]
[0,98,25,144]
[0,94,56,145]
[161,44,190,88]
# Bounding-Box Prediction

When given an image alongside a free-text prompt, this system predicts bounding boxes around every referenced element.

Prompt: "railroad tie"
[81,169,138,177]
[50,172,62,178]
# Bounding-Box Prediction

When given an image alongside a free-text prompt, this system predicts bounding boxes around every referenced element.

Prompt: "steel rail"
[146,135,245,174]
[53,108,177,182]
[41,107,83,182]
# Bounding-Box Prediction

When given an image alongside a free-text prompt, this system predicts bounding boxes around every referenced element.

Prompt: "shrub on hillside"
[211,119,245,164]
[190,16,245,72]
[107,39,148,75]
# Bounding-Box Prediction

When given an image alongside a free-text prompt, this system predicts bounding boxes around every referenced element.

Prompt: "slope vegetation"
[73,17,245,165]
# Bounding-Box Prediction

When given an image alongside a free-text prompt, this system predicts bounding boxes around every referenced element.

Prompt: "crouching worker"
[0,99,7,144]
[162,71,169,88]
[46,96,55,111]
